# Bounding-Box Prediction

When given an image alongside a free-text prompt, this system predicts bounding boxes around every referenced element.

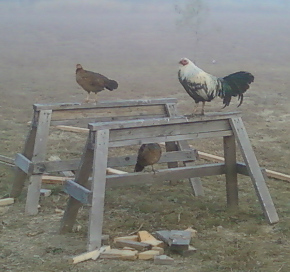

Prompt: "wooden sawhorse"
[10,98,203,215]
[60,113,279,251]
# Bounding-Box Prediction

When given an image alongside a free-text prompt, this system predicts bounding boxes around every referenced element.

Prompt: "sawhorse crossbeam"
[60,113,279,251]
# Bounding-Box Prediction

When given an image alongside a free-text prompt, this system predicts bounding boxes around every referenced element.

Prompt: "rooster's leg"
[94,93,98,103]
[151,165,157,174]
[201,101,206,115]
[84,92,90,103]
[192,102,199,115]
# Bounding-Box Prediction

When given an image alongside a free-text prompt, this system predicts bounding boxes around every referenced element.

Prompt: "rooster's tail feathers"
[219,71,254,107]
[134,163,144,172]
[105,79,118,91]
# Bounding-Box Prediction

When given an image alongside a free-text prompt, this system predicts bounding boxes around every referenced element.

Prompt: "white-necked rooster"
[178,58,254,115]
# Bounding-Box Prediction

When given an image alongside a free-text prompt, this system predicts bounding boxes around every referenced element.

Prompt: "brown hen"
[76,64,118,103]
[134,143,162,173]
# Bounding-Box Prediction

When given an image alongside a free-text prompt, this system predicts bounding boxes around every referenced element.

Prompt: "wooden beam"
[106,164,225,187]
[230,117,279,224]
[34,98,177,111]
[0,155,14,166]
[14,153,34,174]
[0,198,15,206]
[64,179,92,205]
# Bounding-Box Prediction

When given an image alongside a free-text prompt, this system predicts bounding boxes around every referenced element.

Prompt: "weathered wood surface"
[106,163,225,187]
[88,129,110,251]
[223,135,238,208]
[25,110,52,215]
[0,155,14,166]
[10,112,39,198]
[29,150,198,174]
[230,117,279,224]
[33,98,177,111]
[59,136,94,234]
[14,153,33,174]
[64,180,92,205]
[64,163,226,205]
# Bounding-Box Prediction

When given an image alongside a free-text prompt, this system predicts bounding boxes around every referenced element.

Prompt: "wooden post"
[223,135,238,208]
[25,110,52,215]
[10,112,39,198]
[230,117,279,224]
[88,129,110,251]
[59,133,94,233]
[165,103,204,196]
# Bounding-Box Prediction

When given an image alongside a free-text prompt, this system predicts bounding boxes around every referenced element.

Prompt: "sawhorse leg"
[230,117,279,224]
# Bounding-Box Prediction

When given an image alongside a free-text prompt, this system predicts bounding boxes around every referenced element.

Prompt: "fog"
[0,0,290,108]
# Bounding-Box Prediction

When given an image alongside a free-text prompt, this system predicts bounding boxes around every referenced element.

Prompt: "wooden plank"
[14,153,33,174]
[25,110,52,215]
[69,246,110,264]
[55,125,89,133]
[113,235,139,242]
[165,102,204,196]
[34,98,177,111]
[177,140,204,196]
[51,105,167,121]
[42,175,70,184]
[114,240,152,251]
[106,168,127,175]
[265,169,290,182]
[230,117,279,224]
[50,113,168,126]
[64,180,92,205]
[89,115,233,131]
[0,198,15,206]
[0,155,14,165]
[106,164,225,187]
[138,250,160,260]
[199,151,290,182]
[11,111,39,198]
[223,135,238,208]
[99,248,138,260]
[88,129,110,251]
[109,130,233,148]
[31,150,197,174]
[60,134,95,234]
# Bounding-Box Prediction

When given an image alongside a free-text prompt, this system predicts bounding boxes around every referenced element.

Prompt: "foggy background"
[0,0,290,118]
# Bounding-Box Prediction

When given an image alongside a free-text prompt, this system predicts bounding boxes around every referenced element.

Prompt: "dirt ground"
[1,1,290,272]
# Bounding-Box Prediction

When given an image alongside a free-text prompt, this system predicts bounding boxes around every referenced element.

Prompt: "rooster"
[76,64,118,103]
[178,58,254,115]
[134,143,162,173]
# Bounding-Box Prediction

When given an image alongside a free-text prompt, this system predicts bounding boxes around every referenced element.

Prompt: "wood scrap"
[113,235,138,243]
[138,230,157,242]
[152,247,164,255]
[154,255,174,265]
[0,198,14,206]
[138,250,160,260]
[55,125,89,133]
[40,189,52,197]
[100,248,138,260]
[114,240,152,251]
[69,245,110,264]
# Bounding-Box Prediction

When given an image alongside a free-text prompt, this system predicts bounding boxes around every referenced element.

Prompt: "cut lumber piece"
[154,230,191,251]
[42,175,70,184]
[113,235,138,243]
[0,198,14,206]
[138,230,157,242]
[169,230,191,251]
[99,248,138,260]
[143,240,164,248]
[106,168,127,175]
[55,125,89,133]
[152,247,164,255]
[184,227,198,238]
[138,250,160,260]
[178,246,197,257]
[40,189,52,197]
[154,255,174,265]
[265,169,290,182]
[114,240,152,251]
[69,245,110,264]
[198,151,290,182]
[0,155,14,167]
